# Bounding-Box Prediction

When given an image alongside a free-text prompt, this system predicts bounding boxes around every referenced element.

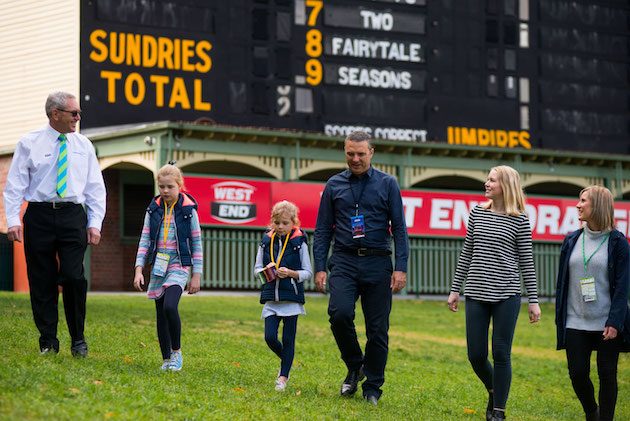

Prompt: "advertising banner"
[187,176,630,242]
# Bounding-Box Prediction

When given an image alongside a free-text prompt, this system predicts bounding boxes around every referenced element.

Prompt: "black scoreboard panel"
[80,0,629,153]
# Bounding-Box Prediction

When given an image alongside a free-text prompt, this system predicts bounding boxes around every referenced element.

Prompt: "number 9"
[305,59,322,86]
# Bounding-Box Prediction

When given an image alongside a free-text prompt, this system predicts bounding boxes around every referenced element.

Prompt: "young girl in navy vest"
[254,200,312,391]
[133,164,203,371]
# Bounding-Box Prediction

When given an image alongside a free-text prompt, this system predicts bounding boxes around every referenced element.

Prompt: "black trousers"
[155,285,183,360]
[23,203,87,351]
[327,252,393,398]
[565,328,621,421]
[465,295,521,410]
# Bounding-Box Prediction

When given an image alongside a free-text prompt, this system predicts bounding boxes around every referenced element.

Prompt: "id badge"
[351,214,365,239]
[152,252,170,277]
[579,277,597,302]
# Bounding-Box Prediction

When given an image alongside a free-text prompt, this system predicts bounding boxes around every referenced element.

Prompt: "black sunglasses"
[57,109,82,117]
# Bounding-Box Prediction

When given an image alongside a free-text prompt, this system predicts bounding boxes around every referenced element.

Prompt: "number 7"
[306,0,323,27]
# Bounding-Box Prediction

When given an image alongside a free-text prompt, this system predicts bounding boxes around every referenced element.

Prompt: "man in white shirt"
[3,92,106,357]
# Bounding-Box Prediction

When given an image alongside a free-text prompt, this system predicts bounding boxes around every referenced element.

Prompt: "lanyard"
[582,231,609,274]
[162,201,176,245]
[349,176,368,216]
[270,230,290,267]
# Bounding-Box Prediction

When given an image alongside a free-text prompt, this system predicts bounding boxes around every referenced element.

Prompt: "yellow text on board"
[448,127,531,149]
[89,29,212,110]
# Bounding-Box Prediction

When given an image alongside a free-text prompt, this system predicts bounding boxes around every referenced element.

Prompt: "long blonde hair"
[580,186,615,231]
[482,165,526,216]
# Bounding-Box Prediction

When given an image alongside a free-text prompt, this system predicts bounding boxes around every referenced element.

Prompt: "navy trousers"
[327,252,393,398]
[264,314,298,378]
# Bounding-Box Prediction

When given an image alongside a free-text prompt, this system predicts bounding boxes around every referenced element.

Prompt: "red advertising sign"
[186,176,630,242]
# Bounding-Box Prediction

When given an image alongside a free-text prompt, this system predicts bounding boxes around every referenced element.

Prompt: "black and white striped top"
[451,205,539,303]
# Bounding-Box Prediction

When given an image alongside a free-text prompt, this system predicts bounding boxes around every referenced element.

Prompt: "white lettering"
[337,66,413,90]
[402,197,423,228]
[559,207,580,235]
[536,204,560,235]
[360,10,394,31]
[430,199,452,230]
[214,187,254,202]
[328,37,423,63]
[218,204,250,218]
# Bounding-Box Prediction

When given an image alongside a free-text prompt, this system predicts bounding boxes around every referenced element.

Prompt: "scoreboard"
[80,0,629,153]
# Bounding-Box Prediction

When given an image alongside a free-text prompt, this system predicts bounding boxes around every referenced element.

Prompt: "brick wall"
[90,169,139,291]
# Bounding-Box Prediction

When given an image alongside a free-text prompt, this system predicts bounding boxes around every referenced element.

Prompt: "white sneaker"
[169,350,183,371]
[274,377,287,392]
[160,351,173,371]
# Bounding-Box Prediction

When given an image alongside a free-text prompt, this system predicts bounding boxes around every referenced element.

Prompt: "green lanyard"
[582,231,609,275]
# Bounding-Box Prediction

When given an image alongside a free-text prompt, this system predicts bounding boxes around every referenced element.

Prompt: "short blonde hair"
[270,200,300,227]
[157,164,184,188]
[580,186,615,231]
[482,165,526,216]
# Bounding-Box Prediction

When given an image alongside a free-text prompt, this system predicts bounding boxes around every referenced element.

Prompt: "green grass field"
[0,292,628,420]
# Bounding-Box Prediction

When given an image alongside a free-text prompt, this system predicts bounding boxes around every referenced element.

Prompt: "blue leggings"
[155,285,183,360]
[465,295,521,410]
[264,315,298,378]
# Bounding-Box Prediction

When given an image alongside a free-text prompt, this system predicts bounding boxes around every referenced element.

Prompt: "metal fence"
[200,228,561,298]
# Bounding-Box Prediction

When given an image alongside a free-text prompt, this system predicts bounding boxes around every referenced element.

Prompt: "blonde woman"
[448,165,541,421]
[555,186,630,421]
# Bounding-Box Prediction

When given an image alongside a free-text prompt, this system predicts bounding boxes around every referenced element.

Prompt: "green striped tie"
[56,134,68,198]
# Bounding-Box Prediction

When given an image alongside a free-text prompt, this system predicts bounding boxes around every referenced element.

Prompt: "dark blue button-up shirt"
[313,166,409,272]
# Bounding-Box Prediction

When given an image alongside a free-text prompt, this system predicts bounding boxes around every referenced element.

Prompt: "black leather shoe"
[364,394,378,406]
[585,407,599,421]
[340,367,365,396]
[71,340,88,358]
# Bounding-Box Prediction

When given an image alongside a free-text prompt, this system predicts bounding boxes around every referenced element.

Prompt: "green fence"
[201,228,562,298]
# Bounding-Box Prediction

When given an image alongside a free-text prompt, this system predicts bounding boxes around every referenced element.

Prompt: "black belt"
[29,202,80,209]
[337,247,391,257]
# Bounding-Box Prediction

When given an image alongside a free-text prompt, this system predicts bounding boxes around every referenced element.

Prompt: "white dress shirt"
[4,124,106,230]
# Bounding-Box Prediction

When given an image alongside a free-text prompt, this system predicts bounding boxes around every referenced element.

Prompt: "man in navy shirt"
[313,130,409,405]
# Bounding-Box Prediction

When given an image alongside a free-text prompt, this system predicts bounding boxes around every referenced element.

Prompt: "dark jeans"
[23,203,88,351]
[155,285,183,360]
[264,314,298,378]
[327,252,393,398]
[565,328,621,421]
[465,295,521,410]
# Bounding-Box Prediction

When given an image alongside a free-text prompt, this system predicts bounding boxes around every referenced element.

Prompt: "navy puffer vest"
[147,192,198,267]
[259,228,307,304]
